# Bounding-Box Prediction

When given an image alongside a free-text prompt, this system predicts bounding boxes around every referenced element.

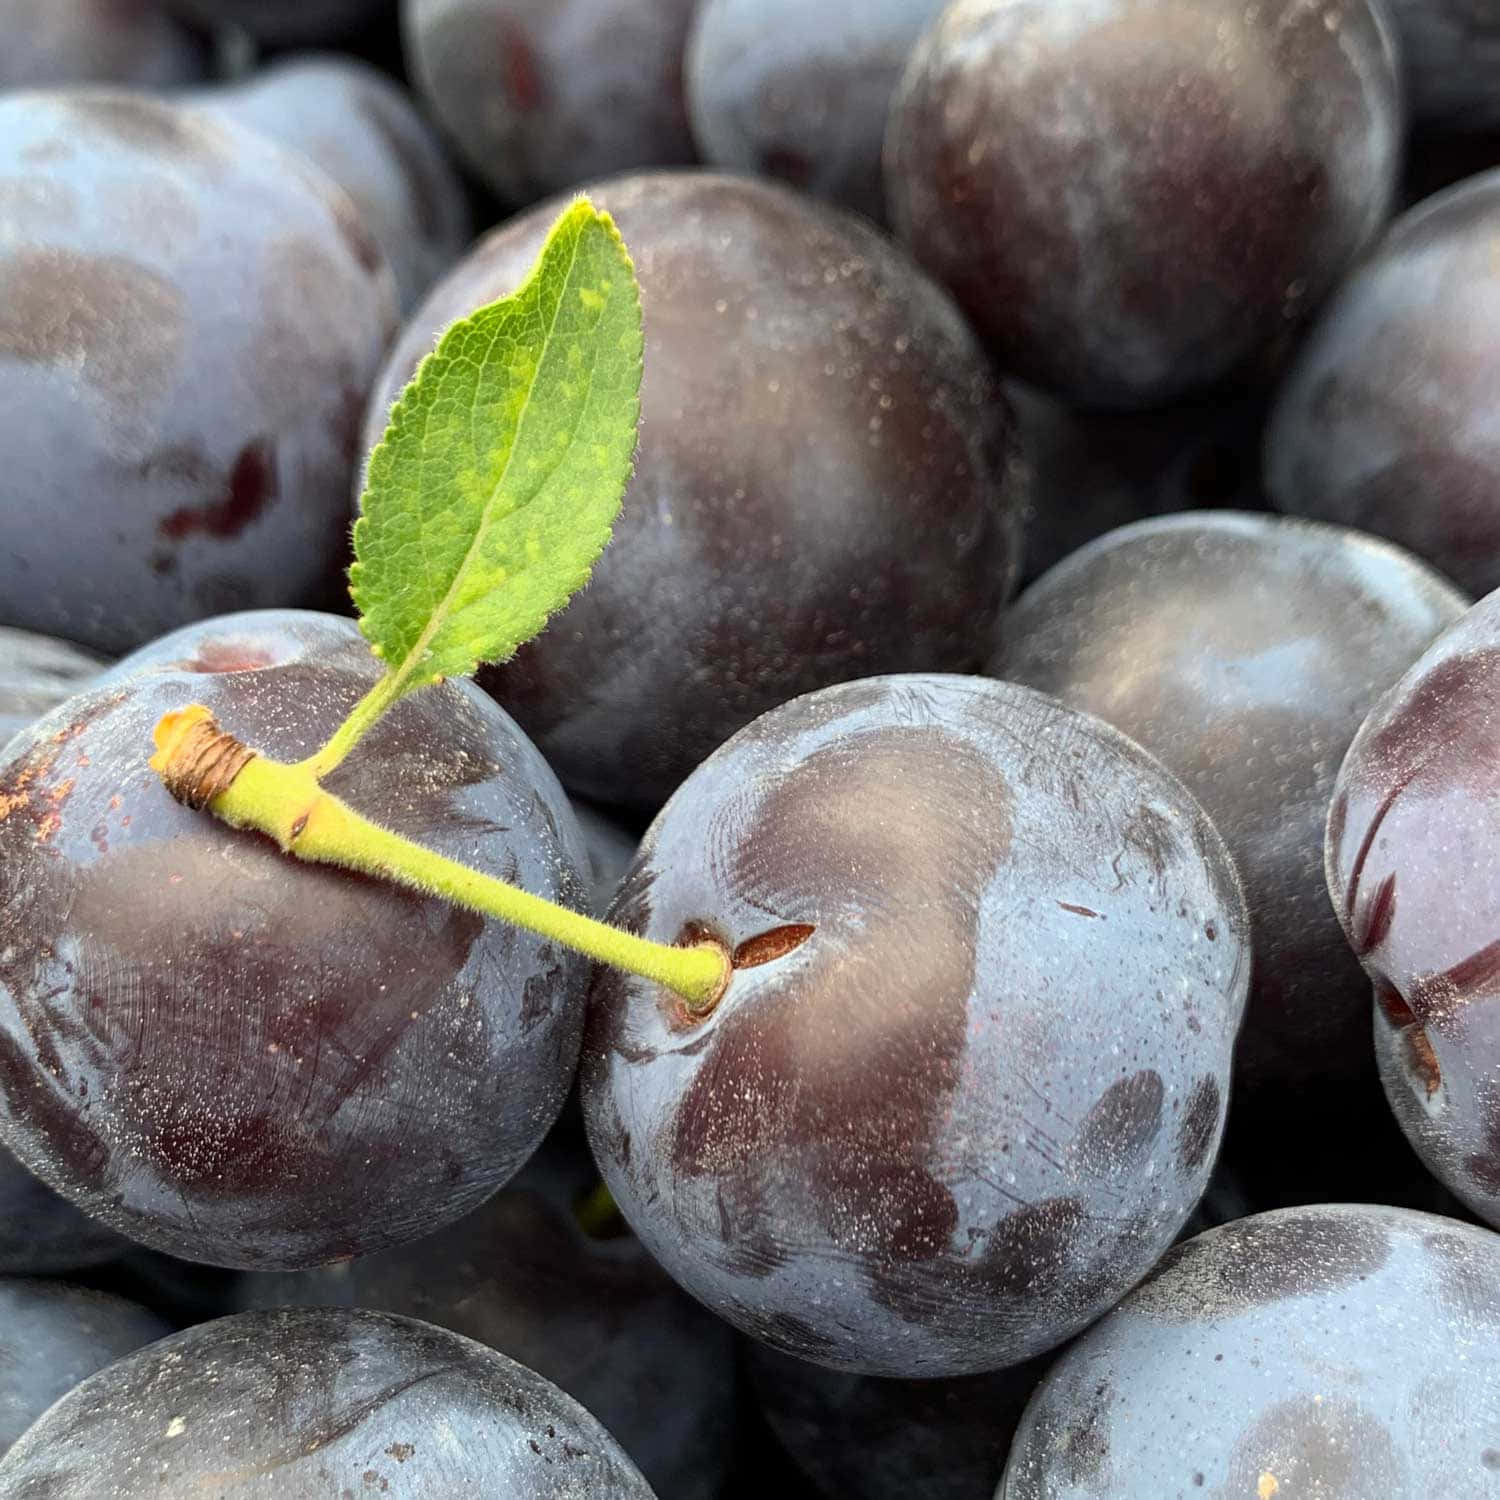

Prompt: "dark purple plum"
[235,1132,734,1498]
[885,0,1402,408]
[161,0,384,44]
[0,630,105,753]
[582,674,1250,1377]
[685,0,945,224]
[1385,0,1500,132]
[0,1308,658,1496]
[1001,1205,1500,1496]
[0,1280,169,1459]
[0,91,397,654]
[184,55,471,314]
[0,1151,126,1276]
[0,610,591,1269]
[1267,170,1500,597]
[1007,380,1271,584]
[1327,589,1500,1228]
[572,800,639,916]
[0,1,205,89]
[402,0,698,208]
[747,1341,1049,1499]
[992,514,1468,1121]
[367,172,1025,813]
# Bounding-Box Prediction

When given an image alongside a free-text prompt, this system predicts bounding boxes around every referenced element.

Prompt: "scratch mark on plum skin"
[1058,902,1102,918]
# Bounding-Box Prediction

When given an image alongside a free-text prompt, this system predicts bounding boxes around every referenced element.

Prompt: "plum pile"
[2,2,1499,1496]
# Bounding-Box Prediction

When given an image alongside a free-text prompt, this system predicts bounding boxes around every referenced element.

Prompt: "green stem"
[150,706,729,1009]
[299,669,405,780]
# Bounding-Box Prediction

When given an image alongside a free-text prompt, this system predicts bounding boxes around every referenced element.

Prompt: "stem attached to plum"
[148,705,731,1009]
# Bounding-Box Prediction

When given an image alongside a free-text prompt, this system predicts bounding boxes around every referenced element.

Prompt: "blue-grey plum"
[0,1308,658,1496]
[748,1341,1050,1499]
[235,1131,734,1499]
[161,0,384,44]
[886,0,1402,408]
[0,610,591,1269]
[0,91,397,654]
[1328,589,1500,1228]
[582,674,1250,1377]
[184,55,471,314]
[0,1280,169,1459]
[0,630,104,754]
[366,173,1025,814]
[0,0,205,89]
[1001,1204,1500,1496]
[402,0,698,208]
[1267,170,1500,597]
[0,1150,126,1277]
[992,515,1468,1121]
[1007,381,1271,584]
[685,0,945,224]
[1384,0,1500,132]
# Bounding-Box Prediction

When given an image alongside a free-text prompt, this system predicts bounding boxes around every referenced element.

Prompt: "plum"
[582,674,1250,1377]
[184,55,471,314]
[1328,588,1500,1228]
[160,0,385,44]
[0,0,205,89]
[235,1131,734,1498]
[0,91,398,654]
[0,630,105,753]
[1266,169,1500,597]
[0,1280,169,1459]
[1001,1204,1500,1496]
[572,800,639,916]
[0,1308,658,1496]
[685,0,945,224]
[402,0,698,207]
[0,1151,126,1276]
[747,1342,1049,1499]
[0,610,591,1269]
[366,172,1025,813]
[885,0,1402,408]
[1384,0,1500,132]
[992,514,1468,1121]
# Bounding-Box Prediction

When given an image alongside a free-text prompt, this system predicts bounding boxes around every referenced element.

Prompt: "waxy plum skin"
[235,1132,735,1499]
[685,0,946,224]
[0,630,105,757]
[885,0,1402,408]
[1327,590,1500,1228]
[992,513,1470,1109]
[1001,1204,1500,1497]
[0,1308,659,1497]
[0,92,397,654]
[185,55,472,315]
[1384,0,1500,132]
[582,674,1249,1377]
[366,172,1025,813]
[0,611,592,1270]
[161,0,385,44]
[402,0,699,209]
[0,0,205,89]
[1266,170,1500,597]
[0,1280,170,1459]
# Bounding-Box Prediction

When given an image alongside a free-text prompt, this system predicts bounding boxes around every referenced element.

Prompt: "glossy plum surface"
[0,630,104,753]
[186,55,471,314]
[0,1280,169,1458]
[0,0,204,89]
[0,91,397,654]
[0,611,591,1268]
[1385,0,1500,131]
[686,0,945,224]
[993,513,1468,1113]
[748,1341,1048,1499]
[1267,170,1500,597]
[162,0,384,44]
[236,1132,735,1498]
[1328,589,1500,1227]
[0,1308,658,1496]
[367,173,1025,813]
[402,0,698,207]
[886,0,1402,407]
[583,674,1250,1377]
[1001,1205,1500,1496]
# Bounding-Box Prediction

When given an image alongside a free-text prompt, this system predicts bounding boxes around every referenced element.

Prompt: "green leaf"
[349,197,643,696]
